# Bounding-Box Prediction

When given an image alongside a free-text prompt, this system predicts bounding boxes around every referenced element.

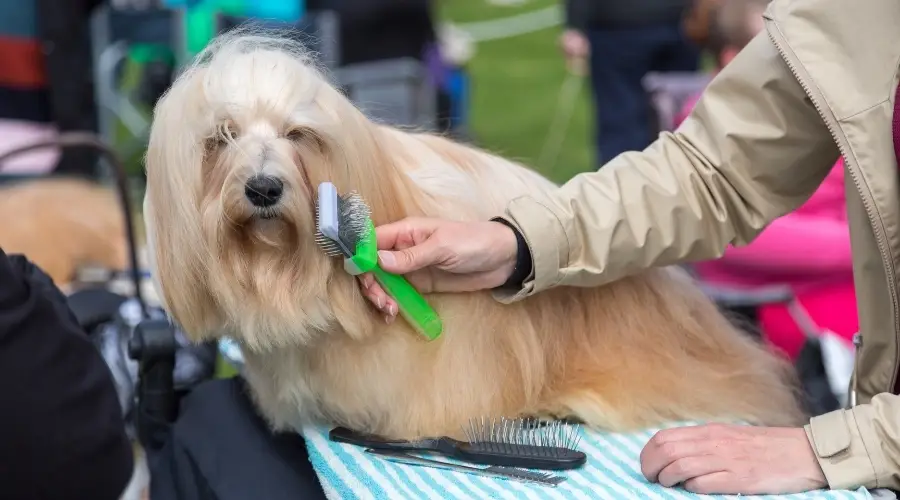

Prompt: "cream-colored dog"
[144,32,804,440]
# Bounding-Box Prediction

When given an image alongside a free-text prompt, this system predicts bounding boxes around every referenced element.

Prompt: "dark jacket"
[0,248,133,500]
[36,0,104,177]
[564,0,691,31]
[305,0,437,65]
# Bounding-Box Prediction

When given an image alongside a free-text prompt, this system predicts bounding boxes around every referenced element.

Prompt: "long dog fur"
[144,31,805,439]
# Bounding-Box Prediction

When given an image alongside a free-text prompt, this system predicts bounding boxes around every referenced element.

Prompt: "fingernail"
[361,277,371,289]
[387,303,396,316]
[376,296,384,309]
[377,251,395,267]
[385,314,395,324]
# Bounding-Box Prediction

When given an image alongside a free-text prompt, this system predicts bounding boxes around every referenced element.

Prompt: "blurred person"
[681,0,723,48]
[676,0,857,361]
[673,0,767,124]
[0,247,134,499]
[0,0,102,176]
[561,0,700,167]
[305,0,437,66]
[361,0,900,494]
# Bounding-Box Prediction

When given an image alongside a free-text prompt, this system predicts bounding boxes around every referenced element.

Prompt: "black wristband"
[491,217,533,290]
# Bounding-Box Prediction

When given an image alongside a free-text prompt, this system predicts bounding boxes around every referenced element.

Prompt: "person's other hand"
[559,29,590,75]
[357,217,518,322]
[640,424,828,495]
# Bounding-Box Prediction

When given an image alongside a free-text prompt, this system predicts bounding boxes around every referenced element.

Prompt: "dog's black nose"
[244,175,284,208]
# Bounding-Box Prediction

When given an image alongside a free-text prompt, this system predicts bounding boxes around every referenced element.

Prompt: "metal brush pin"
[330,416,587,471]
[463,417,584,463]
[314,191,370,254]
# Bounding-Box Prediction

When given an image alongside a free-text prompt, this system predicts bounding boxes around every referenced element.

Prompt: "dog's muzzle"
[245,175,284,209]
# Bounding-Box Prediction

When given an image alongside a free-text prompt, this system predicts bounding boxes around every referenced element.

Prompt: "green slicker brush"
[314,182,443,341]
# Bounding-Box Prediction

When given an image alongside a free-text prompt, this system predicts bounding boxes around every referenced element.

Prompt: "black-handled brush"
[329,417,587,471]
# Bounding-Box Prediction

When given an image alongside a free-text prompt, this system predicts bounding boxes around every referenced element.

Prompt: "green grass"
[438,0,594,183]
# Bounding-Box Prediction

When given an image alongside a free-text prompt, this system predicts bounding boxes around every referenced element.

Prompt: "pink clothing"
[678,93,858,359]
[693,161,854,293]
[0,119,60,173]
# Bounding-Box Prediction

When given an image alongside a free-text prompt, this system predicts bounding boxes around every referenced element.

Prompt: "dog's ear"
[143,84,221,341]
[143,185,220,341]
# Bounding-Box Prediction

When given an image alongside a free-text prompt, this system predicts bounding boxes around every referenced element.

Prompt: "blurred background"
[0,0,716,190]
[440,0,594,182]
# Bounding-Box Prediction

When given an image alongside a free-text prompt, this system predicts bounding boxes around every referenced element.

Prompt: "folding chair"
[334,58,439,131]
[642,71,713,133]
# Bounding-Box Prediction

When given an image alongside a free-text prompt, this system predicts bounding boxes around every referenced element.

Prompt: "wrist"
[799,426,830,490]
[490,217,532,290]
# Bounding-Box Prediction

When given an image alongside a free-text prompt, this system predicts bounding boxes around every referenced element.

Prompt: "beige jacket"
[501,0,900,492]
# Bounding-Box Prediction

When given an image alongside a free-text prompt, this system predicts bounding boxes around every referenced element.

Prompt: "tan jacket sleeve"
[805,393,900,491]
[494,32,840,303]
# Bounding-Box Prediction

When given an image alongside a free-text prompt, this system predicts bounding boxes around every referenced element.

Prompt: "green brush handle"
[372,265,444,340]
[345,218,442,341]
[371,265,443,341]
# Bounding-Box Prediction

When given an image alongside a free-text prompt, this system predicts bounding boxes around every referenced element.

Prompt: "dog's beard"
[209,185,308,253]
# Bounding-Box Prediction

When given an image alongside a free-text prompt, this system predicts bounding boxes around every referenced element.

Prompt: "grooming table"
[218,339,892,500]
[300,423,891,500]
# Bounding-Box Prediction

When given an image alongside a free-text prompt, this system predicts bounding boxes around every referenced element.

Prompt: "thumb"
[378,238,444,275]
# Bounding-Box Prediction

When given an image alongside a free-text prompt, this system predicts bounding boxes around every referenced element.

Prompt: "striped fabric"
[299,422,877,500]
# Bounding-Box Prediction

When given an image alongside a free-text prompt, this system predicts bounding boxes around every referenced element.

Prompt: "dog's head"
[144,32,414,349]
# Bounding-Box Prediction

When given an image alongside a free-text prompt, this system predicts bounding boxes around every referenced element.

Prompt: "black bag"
[148,377,326,500]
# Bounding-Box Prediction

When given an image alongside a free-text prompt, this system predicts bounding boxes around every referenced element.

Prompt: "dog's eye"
[286,129,306,142]
[207,124,238,151]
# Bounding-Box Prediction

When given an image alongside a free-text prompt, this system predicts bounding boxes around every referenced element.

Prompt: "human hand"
[639,424,827,495]
[559,29,589,75]
[357,217,518,322]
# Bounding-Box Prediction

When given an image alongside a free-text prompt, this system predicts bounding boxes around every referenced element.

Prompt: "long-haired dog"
[0,178,129,287]
[144,32,805,439]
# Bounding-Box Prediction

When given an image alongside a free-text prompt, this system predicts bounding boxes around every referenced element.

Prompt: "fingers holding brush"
[358,273,397,323]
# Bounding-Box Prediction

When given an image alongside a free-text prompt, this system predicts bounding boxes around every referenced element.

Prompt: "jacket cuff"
[804,407,884,490]
[491,195,569,303]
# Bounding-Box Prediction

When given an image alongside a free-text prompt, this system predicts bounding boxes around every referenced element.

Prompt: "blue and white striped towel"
[217,339,880,500]
[299,422,876,500]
